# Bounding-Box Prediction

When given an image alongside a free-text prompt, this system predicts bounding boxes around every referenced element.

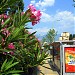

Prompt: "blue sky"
[23,0,75,36]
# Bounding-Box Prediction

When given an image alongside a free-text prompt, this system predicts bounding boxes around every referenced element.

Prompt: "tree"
[42,37,47,43]
[69,34,73,40]
[42,28,57,44]
[0,0,24,14]
[9,0,24,14]
[73,34,75,39]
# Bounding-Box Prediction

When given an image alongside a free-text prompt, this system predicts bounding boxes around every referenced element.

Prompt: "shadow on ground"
[48,61,60,75]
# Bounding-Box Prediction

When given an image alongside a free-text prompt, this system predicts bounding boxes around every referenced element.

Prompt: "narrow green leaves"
[2,18,10,28]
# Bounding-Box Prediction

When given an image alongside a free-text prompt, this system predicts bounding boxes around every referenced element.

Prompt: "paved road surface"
[37,56,59,75]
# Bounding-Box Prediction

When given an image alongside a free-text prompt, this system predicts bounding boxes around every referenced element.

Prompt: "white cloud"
[28,10,75,35]
[30,0,74,26]
[41,11,74,24]
[41,11,74,34]
[29,27,49,33]
[41,12,53,22]
[52,11,75,34]
[29,27,50,36]
[54,11,74,26]
[30,0,75,34]
[31,0,35,4]
[36,0,55,8]
[31,0,55,9]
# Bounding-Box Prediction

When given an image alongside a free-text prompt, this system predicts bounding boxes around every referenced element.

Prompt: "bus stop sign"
[63,45,75,75]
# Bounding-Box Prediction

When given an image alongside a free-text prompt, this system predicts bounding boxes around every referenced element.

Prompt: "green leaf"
[11,26,24,40]
[28,31,37,38]
[26,39,37,46]
[12,74,20,75]
[19,14,31,26]
[0,49,11,53]
[6,70,23,74]
[5,62,19,71]
[2,18,10,28]
[5,58,14,69]
[1,59,7,70]
[7,0,19,7]
[21,9,30,20]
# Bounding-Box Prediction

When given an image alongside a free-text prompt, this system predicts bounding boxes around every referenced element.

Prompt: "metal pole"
[52,46,55,66]
[60,42,63,75]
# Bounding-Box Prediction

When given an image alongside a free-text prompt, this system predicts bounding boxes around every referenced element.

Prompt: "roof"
[55,40,75,43]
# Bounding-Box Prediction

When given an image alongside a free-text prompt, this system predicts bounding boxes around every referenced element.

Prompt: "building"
[59,32,70,41]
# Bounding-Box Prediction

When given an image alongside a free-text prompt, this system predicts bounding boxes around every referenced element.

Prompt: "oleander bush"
[0,0,48,75]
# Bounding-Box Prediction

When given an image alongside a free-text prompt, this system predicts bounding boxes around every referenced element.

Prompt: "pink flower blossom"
[2,28,10,37]
[31,10,41,25]
[28,4,36,12]
[28,4,42,26]
[2,14,9,19]
[8,43,15,49]
[2,38,5,42]
[0,15,2,18]
[33,10,41,17]
[10,51,14,55]
[3,51,14,55]
[3,52,7,55]
[27,31,31,34]
[1,20,4,24]
[21,12,25,15]
[3,14,8,19]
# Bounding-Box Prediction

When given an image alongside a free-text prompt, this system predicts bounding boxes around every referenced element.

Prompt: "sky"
[23,0,75,37]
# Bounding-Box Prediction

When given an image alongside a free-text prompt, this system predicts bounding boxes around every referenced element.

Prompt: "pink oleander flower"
[8,43,15,49]
[3,51,14,55]
[2,14,9,19]
[3,52,7,55]
[3,14,8,19]
[28,4,42,26]
[28,4,36,12]
[33,10,41,17]
[10,51,14,55]
[2,38,5,42]
[1,20,4,24]
[0,15,2,18]
[21,12,25,15]
[27,31,31,34]
[2,28,10,37]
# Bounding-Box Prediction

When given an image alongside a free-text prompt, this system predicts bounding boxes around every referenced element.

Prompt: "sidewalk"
[38,56,59,75]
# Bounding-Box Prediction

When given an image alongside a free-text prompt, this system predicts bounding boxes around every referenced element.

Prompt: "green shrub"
[0,58,23,75]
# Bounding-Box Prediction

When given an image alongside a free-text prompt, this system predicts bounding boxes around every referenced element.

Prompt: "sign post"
[63,45,75,75]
